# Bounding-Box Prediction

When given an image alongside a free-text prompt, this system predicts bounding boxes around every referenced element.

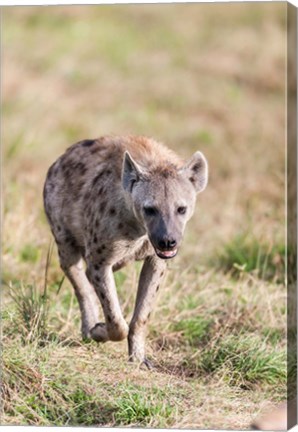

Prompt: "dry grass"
[2,3,287,429]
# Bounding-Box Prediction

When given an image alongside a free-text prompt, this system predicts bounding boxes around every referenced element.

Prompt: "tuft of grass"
[172,316,213,346]
[262,328,285,345]
[7,281,49,344]
[197,334,286,386]
[114,385,175,427]
[215,233,285,282]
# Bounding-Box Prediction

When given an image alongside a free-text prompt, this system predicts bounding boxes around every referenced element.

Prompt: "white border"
[1,1,296,432]
[0,0,297,7]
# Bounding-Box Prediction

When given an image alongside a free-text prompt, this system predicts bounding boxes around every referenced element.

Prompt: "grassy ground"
[2,3,287,429]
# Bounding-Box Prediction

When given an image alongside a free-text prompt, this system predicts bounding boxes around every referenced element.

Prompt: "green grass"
[172,316,213,346]
[215,233,285,282]
[114,385,175,426]
[197,334,286,387]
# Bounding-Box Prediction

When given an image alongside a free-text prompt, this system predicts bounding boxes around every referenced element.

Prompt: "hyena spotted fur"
[43,135,208,367]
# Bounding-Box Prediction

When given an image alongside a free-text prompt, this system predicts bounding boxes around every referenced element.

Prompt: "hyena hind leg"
[58,244,101,340]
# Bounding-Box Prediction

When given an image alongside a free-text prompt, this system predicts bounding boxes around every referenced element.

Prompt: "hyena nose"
[158,238,177,250]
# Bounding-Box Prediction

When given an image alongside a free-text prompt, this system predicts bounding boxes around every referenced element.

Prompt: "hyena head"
[122,150,208,259]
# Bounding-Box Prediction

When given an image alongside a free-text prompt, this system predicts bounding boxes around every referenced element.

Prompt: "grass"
[172,316,213,346]
[197,334,286,387]
[215,233,286,282]
[2,3,288,430]
[6,281,49,345]
[113,385,175,426]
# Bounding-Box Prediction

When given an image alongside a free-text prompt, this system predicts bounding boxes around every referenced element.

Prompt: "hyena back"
[43,135,208,366]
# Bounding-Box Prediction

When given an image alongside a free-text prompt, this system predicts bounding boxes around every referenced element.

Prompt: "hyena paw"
[90,322,109,343]
[128,355,154,370]
[141,358,154,370]
[107,321,129,341]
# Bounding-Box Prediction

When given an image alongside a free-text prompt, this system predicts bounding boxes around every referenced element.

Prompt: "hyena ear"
[122,151,145,192]
[180,151,208,193]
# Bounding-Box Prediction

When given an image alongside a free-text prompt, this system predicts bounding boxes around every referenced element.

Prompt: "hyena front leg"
[128,255,166,367]
[58,245,100,339]
[87,262,129,342]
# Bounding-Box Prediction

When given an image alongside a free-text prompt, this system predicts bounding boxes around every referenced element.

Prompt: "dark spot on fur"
[95,219,99,228]
[81,139,96,147]
[57,225,61,232]
[84,191,91,201]
[100,291,105,300]
[64,168,71,178]
[100,201,106,213]
[106,169,112,176]
[98,186,105,195]
[156,285,160,292]
[102,245,106,250]
[76,182,84,193]
[87,207,92,218]
[61,161,67,172]
[94,275,100,283]
[109,208,116,216]
[93,235,98,244]
[118,222,123,230]
[92,171,105,187]
[189,176,195,184]
[160,271,164,277]
[75,162,87,176]
[107,314,112,323]
[96,247,102,255]
[94,264,99,271]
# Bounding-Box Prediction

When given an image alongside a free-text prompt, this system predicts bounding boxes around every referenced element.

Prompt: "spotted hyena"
[43,135,208,367]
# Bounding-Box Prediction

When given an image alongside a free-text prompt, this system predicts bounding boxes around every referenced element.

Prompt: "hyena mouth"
[155,248,178,259]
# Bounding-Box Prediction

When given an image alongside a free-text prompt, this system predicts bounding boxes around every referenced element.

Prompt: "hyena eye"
[177,206,187,215]
[144,206,158,216]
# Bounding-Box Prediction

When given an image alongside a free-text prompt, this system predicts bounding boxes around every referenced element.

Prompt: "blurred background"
[2,3,288,429]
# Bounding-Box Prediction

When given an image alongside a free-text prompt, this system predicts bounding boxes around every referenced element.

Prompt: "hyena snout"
[150,232,181,259]
[157,237,177,251]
